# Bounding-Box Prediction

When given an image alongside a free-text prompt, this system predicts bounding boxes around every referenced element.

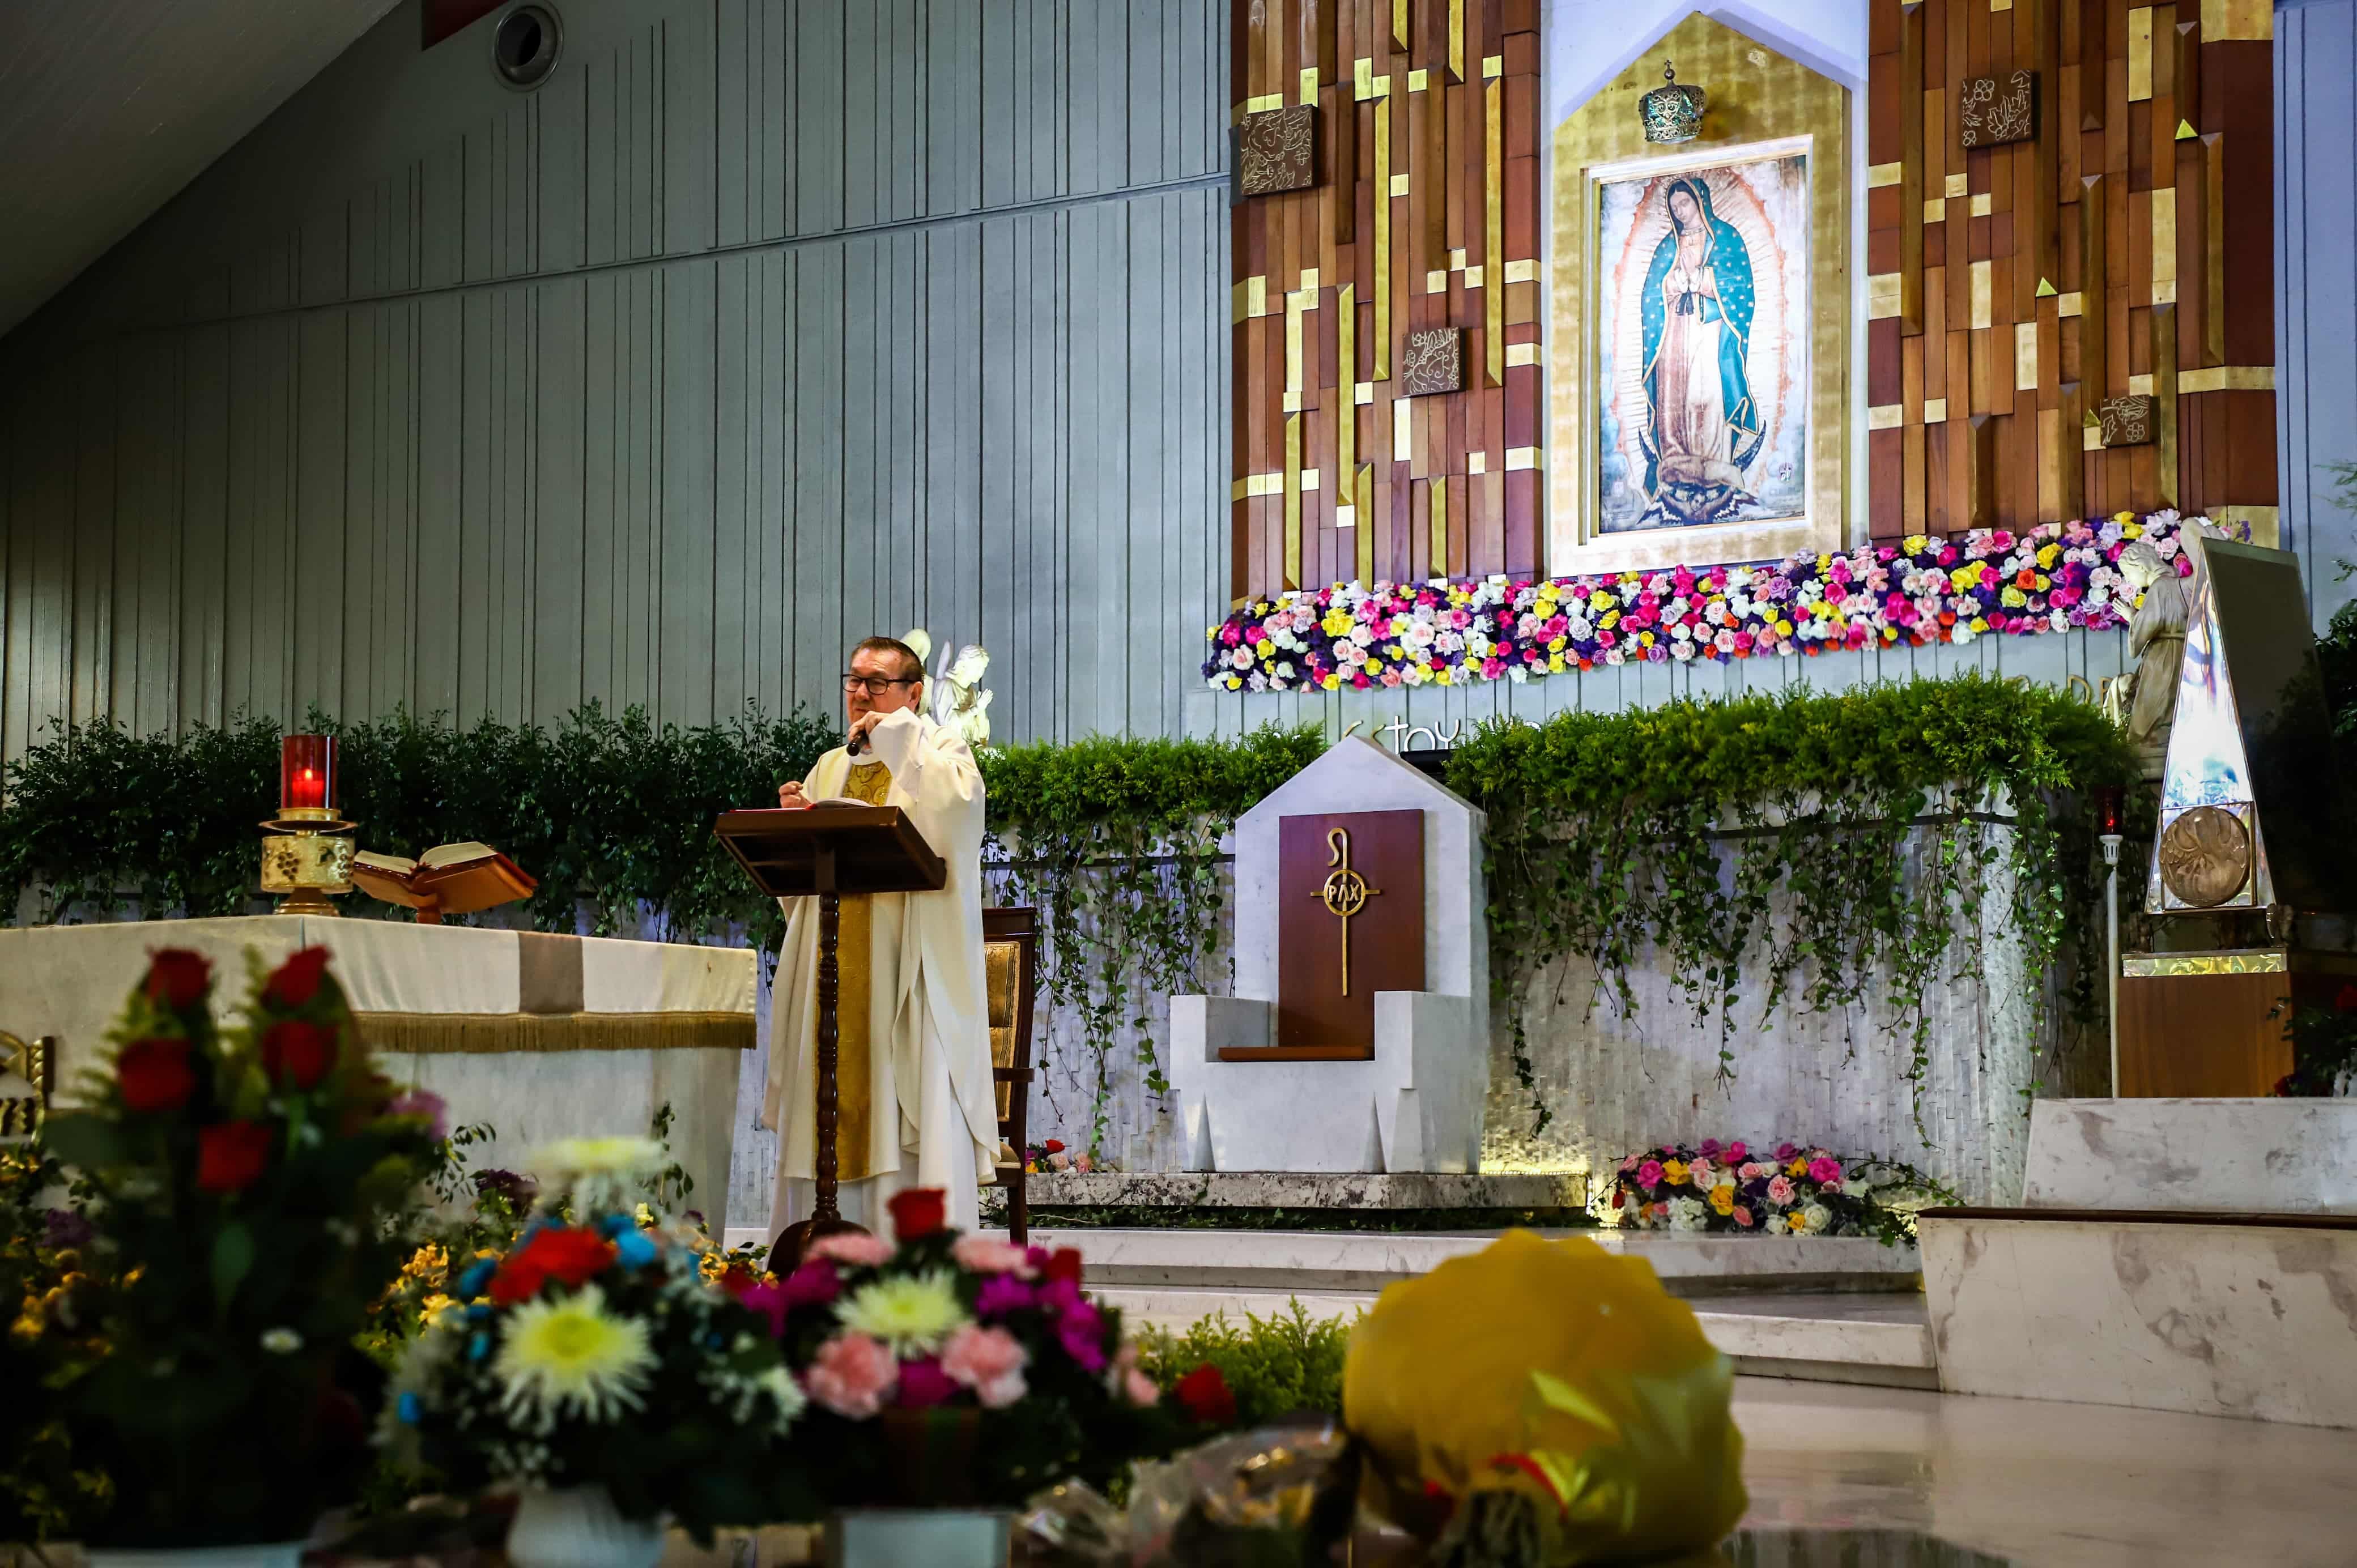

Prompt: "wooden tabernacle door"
[1228,808,1425,1063]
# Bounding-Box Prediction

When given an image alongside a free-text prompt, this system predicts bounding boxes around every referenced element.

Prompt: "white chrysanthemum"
[495,1284,656,1431]
[836,1269,968,1354]
[532,1135,666,1180]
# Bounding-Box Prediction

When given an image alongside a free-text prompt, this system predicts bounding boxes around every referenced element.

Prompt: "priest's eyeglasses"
[841,673,918,696]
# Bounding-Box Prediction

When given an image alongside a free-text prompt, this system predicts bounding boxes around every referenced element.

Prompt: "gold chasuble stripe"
[835,757,896,1178]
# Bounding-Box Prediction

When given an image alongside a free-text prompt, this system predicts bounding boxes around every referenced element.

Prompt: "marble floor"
[1733,1376,2357,1566]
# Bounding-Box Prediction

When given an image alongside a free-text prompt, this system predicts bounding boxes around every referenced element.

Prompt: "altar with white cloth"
[0,916,755,1206]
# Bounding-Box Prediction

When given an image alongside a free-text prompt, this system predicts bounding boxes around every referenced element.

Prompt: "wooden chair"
[981,906,1039,1245]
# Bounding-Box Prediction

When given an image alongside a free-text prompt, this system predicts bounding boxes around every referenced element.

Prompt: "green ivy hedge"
[1,676,2132,1142]
[1445,674,2135,1131]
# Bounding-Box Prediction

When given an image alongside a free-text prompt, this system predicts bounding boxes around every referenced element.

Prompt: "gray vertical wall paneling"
[580,272,622,709]
[177,325,229,733]
[793,242,846,709]
[295,310,348,719]
[0,0,1245,766]
[2279,1,2357,630]
[70,350,117,731]
[712,255,752,719]
[536,276,589,721]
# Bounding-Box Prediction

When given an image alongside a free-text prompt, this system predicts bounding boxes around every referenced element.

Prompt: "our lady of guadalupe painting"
[1593,147,1810,534]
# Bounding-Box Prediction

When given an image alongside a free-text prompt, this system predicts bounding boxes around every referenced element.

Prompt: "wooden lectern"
[713,804,947,1268]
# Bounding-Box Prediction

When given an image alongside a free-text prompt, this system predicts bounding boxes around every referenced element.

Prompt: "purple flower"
[44,1208,94,1250]
[390,1089,450,1140]
[471,1168,539,1207]
[975,1274,1037,1318]
[1058,1299,1108,1373]
[782,1259,841,1309]
[895,1356,960,1408]
[1773,1142,1799,1162]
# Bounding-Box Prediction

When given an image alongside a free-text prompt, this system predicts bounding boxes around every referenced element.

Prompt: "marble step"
[1099,1283,1936,1391]
[1023,1226,1922,1298]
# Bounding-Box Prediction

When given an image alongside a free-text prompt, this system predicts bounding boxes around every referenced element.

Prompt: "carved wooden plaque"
[2097,395,2157,448]
[1402,328,1465,398]
[1956,70,2036,148]
[1238,105,1318,197]
[1271,810,1425,1059]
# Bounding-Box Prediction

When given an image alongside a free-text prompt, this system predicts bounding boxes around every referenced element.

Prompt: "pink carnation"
[809,1232,897,1268]
[941,1324,1029,1408]
[951,1235,1035,1276]
[806,1332,897,1419]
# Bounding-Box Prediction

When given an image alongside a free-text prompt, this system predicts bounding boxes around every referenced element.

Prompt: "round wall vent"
[493,5,561,90]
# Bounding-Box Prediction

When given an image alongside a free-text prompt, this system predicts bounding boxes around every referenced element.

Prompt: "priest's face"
[845,645,924,726]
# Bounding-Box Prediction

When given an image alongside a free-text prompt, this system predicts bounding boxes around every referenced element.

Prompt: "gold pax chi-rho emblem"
[1309,826,1382,996]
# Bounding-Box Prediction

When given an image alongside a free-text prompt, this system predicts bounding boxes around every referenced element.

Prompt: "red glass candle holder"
[280,734,337,817]
[2092,783,2125,837]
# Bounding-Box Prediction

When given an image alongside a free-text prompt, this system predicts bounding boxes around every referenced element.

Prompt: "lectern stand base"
[771,1216,869,1274]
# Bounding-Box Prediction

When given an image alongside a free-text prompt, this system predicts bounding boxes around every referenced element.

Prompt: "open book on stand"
[350,842,537,923]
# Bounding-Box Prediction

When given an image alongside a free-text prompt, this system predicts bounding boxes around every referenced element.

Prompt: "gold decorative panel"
[1547,13,1849,575]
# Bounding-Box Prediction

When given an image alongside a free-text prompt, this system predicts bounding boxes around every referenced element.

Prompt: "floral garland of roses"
[1600,1139,1960,1247]
[1206,510,2208,694]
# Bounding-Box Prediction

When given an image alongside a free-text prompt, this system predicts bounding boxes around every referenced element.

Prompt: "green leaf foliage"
[982,727,1325,1146]
[1132,1301,1354,1424]
[3,680,2134,1150]
[1443,673,2134,1134]
[0,702,840,941]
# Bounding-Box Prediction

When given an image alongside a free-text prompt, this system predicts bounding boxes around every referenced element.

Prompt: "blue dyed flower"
[613,1230,659,1270]
[469,1331,490,1362]
[457,1259,497,1299]
[397,1391,423,1425]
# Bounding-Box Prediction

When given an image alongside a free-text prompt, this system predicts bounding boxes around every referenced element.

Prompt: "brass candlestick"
[259,735,356,915]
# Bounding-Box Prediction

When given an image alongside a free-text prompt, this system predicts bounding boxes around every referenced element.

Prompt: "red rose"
[117,1037,197,1114]
[2335,983,2357,1014]
[197,1121,273,1193]
[263,946,334,1010]
[1043,1139,1065,1154]
[886,1187,947,1241]
[491,1226,616,1304]
[1174,1363,1237,1426]
[144,949,212,1011]
[261,1019,338,1090]
[1041,1247,1084,1286]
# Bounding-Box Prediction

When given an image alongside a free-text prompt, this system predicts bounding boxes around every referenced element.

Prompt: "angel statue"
[902,628,994,749]
[2098,540,2186,782]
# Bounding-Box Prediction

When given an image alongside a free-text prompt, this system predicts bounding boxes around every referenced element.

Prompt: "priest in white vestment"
[761,635,999,1237]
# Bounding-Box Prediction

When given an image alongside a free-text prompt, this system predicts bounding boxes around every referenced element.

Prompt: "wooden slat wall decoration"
[1865,0,2278,542]
[1228,0,1542,603]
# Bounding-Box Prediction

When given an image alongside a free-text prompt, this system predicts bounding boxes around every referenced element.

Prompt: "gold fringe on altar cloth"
[351,1011,755,1055]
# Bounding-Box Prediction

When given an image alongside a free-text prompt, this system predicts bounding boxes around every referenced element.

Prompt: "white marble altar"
[0,916,755,1207]
[1169,738,1488,1173]
[2019,1097,2357,1213]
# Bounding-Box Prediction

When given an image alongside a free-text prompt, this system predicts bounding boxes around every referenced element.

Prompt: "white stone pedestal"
[1168,738,1488,1174]
[1922,1097,2357,1427]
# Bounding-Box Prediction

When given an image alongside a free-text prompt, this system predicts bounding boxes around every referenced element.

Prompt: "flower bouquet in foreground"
[1601,1139,1958,1245]
[30,946,442,1554]
[384,1136,816,1558]
[755,1188,1192,1513]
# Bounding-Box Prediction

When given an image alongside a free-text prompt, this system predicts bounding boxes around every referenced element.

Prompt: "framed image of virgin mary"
[1554,127,1843,577]
[1597,143,1808,534]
